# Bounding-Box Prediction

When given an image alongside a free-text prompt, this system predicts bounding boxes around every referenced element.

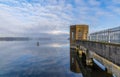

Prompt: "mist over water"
[0,40,82,77]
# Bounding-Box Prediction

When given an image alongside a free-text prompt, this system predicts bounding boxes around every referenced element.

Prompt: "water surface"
[0,40,82,77]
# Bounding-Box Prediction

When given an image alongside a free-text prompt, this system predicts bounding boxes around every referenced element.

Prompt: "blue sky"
[0,0,120,37]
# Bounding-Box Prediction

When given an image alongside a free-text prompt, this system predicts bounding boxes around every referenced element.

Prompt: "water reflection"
[0,41,82,77]
[70,48,81,73]
[70,47,113,77]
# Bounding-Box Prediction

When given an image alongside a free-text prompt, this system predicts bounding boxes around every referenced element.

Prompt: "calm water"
[0,40,82,77]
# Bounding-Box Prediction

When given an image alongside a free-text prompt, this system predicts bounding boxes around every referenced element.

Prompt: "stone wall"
[76,40,120,66]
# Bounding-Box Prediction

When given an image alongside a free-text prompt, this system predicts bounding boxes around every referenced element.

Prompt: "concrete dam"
[70,25,120,77]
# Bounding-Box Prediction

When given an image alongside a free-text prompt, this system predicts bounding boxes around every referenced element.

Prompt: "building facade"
[70,25,89,45]
[70,24,89,73]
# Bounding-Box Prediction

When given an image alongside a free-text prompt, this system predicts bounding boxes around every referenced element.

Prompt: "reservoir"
[0,40,82,77]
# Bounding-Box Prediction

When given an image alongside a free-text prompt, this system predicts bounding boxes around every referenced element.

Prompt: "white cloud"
[75,0,86,6]
[112,0,120,4]
[47,30,69,35]
[0,0,120,36]
[0,0,73,36]
[88,0,100,6]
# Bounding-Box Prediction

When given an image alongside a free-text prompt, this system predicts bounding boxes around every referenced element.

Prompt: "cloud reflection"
[45,43,69,47]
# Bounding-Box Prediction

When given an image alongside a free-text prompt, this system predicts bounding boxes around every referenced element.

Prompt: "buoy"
[37,42,39,46]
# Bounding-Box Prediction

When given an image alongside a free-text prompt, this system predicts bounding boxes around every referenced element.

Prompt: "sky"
[0,0,120,37]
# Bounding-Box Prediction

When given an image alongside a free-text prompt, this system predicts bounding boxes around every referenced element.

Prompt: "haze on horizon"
[0,0,120,37]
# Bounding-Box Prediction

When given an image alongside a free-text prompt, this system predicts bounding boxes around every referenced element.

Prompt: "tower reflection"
[70,48,81,73]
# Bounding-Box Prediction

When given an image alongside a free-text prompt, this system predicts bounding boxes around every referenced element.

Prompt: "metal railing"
[89,26,120,44]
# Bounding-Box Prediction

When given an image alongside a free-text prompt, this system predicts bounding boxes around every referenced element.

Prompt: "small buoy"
[37,42,39,46]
